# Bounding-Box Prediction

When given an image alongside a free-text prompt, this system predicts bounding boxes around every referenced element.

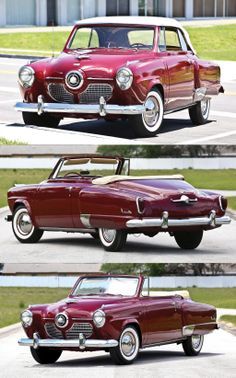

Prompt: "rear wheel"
[189,98,210,125]
[12,205,43,243]
[98,228,127,251]
[30,347,62,364]
[130,90,164,137]
[182,335,204,356]
[174,230,203,250]
[110,326,140,365]
[22,112,61,127]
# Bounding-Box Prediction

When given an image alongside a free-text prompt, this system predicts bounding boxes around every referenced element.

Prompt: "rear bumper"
[18,332,118,350]
[15,95,144,117]
[126,210,231,229]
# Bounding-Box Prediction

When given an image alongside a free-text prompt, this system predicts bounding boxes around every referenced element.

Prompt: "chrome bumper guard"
[18,332,118,350]
[126,210,231,229]
[15,95,144,117]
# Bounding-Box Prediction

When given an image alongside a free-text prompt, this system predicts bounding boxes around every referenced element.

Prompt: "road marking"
[225,91,236,96]
[0,86,19,93]
[0,99,18,104]
[211,110,236,119]
[180,130,236,144]
[0,70,16,75]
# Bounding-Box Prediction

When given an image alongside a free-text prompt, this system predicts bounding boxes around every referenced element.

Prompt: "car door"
[33,178,76,228]
[140,295,183,345]
[158,26,195,110]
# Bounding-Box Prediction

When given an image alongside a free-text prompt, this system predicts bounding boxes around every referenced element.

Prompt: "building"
[0,0,236,27]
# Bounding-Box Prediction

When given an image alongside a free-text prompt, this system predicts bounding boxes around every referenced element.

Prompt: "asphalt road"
[0,325,235,378]
[0,208,235,265]
[0,57,236,145]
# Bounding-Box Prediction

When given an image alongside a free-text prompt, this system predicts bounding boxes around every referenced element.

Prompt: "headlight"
[93,309,106,328]
[18,66,35,88]
[116,67,133,90]
[21,310,33,327]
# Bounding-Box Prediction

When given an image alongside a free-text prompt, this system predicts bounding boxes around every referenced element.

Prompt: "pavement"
[0,323,235,378]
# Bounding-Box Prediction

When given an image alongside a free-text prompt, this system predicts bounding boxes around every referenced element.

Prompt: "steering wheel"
[130,43,146,49]
[64,171,81,177]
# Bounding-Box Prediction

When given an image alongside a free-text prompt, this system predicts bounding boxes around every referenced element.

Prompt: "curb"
[0,53,46,60]
[0,322,21,337]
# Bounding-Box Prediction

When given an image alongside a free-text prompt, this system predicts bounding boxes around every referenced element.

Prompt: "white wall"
[0,275,235,288]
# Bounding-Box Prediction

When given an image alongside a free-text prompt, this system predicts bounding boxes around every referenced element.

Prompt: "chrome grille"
[66,323,93,339]
[44,322,93,339]
[79,84,113,104]
[45,323,63,339]
[48,83,74,103]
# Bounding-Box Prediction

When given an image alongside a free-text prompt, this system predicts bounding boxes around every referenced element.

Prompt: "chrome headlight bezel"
[18,66,35,88]
[65,70,84,90]
[116,67,133,90]
[21,309,33,327]
[93,309,106,328]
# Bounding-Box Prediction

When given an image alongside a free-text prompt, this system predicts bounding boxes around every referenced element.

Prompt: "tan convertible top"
[92,175,184,185]
[148,290,190,299]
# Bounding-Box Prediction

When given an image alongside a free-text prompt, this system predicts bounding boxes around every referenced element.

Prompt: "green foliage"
[228,197,236,210]
[0,138,23,145]
[220,315,236,327]
[101,263,166,275]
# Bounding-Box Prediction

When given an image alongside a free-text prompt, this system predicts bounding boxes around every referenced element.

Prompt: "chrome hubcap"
[144,97,160,127]
[192,335,202,351]
[102,229,116,244]
[121,332,136,357]
[201,99,210,118]
[17,212,33,235]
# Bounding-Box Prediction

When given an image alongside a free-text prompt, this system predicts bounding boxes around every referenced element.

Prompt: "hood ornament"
[171,195,198,205]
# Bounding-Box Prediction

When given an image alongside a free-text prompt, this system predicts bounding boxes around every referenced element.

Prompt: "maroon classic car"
[6,155,230,251]
[18,274,218,365]
[15,17,223,137]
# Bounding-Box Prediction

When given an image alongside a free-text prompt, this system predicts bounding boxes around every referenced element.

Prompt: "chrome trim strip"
[15,96,144,116]
[87,77,113,81]
[193,87,207,102]
[80,214,92,228]
[18,333,118,350]
[39,227,96,233]
[142,338,185,349]
[182,322,218,337]
[126,211,231,229]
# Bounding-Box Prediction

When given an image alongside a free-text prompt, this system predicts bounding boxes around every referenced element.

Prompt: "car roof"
[76,16,182,29]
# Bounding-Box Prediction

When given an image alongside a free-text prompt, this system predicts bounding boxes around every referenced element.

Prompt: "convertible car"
[15,16,223,137]
[18,274,218,365]
[6,155,230,251]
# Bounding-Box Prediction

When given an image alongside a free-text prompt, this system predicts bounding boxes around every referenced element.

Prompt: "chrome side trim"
[182,322,218,337]
[15,96,144,116]
[80,214,92,228]
[39,227,96,233]
[126,211,231,229]
[18,332,118,350]
[141,338,185,349]
[193,87,207,102]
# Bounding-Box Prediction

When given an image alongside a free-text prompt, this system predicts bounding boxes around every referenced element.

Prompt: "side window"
[165,28,182,51]
[141,278,150,296]
[178,29,188,52]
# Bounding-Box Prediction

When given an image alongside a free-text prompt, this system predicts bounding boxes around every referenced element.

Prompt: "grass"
[0,24,236,60]
[0,138,24,145]
[1,168,236,209]
[0,286,235,328]
[220,315,236,327]
[186,24,236,61]
[0,287,69,328]
[228,197,236,211]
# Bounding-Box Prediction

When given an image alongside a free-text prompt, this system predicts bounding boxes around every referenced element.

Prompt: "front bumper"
[15,95,144,117]
[126,210,231,229]
[18,332,118,350]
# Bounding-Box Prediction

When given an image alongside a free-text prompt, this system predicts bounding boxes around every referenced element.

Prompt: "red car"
[6,155,230,251]
[18,274,218,365]
[15,16,223,137]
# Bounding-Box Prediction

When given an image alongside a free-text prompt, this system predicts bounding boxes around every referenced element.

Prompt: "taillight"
[219,196,227,211]
[136,197,145,215]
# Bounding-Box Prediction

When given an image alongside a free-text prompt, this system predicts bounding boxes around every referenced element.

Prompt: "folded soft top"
[92,175,184,185]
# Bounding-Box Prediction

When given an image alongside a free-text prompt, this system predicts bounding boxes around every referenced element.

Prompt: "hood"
[31,50,154,79]
[35,296,131,318]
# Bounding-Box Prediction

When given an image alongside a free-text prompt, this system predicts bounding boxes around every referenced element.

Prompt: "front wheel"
[12,206,44,243]
[98,228,127,251]
[110,326,140,365]
[189,98,211,125]
[130,90,164,138]
[174,230,203,250]
[182,335,204,356]
[22,112,61,128]
[30,347,62,364]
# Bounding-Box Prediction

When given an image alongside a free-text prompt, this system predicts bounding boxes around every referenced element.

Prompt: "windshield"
[68,26,155,50]
[52,157,123,178]
[72,276,139,297]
